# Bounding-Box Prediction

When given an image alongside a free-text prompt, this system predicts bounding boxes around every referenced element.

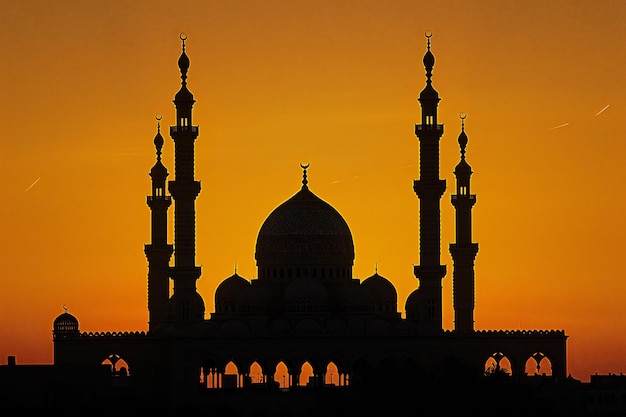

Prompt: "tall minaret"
[411,31,447,333]
[145,115,173,331]
[449,114,478,333]
[167,33,205,323]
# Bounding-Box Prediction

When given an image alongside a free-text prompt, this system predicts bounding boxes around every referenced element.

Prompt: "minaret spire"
[450,113,479,333]
[167,34,205,324]
[405,31,447,334]
[145,114,174,332]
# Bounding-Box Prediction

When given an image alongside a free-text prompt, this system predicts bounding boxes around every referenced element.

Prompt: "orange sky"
[1,0,625,382]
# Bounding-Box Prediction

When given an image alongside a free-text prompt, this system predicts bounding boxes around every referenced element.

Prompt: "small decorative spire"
[375,263,378,274]
[300,162,310,189]
[458,112,468,159]
[62,304,68,313]
[423,30,435,83]
[154,113,164,161]
[234,263,237,274]
[178,33,190,86]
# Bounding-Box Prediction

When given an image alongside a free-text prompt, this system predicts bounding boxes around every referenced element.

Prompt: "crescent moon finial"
[62,304,67,313]
[459,112,467,131]
[425,30,433,39]
[179,32,188,41]
[300,162,310,189]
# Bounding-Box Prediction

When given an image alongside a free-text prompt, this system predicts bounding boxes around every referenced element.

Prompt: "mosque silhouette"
[3,34,587,416]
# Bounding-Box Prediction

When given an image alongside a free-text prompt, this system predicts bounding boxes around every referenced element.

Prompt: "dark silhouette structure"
[1,33,579,416]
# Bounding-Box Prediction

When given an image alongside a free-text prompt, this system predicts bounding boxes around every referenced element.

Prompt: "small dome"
[53,311,79,335]
[361,273,398,315]
[215,273,250,304]
[405,289,421,321]
[361,273,397,304]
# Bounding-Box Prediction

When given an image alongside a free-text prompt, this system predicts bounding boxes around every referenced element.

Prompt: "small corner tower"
[406,31,447,333]
[145,115,174,331]
[167,33,205,323]
[449,113,479,333]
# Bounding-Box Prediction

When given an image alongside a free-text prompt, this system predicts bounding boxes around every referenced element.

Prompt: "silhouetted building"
[2,34,576,416]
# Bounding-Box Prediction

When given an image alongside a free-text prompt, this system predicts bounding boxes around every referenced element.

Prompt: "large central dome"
[255,174,354,282]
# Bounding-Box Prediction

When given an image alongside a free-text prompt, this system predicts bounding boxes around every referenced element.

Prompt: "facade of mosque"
[5,34,572,415]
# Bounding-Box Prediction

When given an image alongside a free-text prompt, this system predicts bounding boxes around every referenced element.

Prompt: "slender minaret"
[145,115,174,331]
[412,31,446,333]
[168,33,205,323]
[449,114,479,333]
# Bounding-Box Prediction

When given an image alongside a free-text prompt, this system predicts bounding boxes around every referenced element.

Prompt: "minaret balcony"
[451,195,476,202]
[170,126,199,134]
[147,195,172,203]
[415,124,443,133]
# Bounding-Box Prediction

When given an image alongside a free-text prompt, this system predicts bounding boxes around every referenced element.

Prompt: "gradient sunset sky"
[1,0,625,382]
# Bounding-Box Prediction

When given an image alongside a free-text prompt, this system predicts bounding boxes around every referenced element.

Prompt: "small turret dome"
[53,311,79,338]
[215,273,250,314]
[215,273,250,304]
[361,272,398,314]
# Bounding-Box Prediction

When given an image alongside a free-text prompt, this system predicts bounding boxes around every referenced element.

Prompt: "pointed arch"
[250,361,264,385]
[274,361,289,389]
[299,361,315,387]
[484,352,512,378]
[101,353,131,377]
[525,352,553,376]
[325,361,339,386]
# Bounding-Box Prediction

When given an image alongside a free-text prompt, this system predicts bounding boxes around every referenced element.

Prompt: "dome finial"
[458,112,468,158]
[62,304,68,313]
[300,162,310,189]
